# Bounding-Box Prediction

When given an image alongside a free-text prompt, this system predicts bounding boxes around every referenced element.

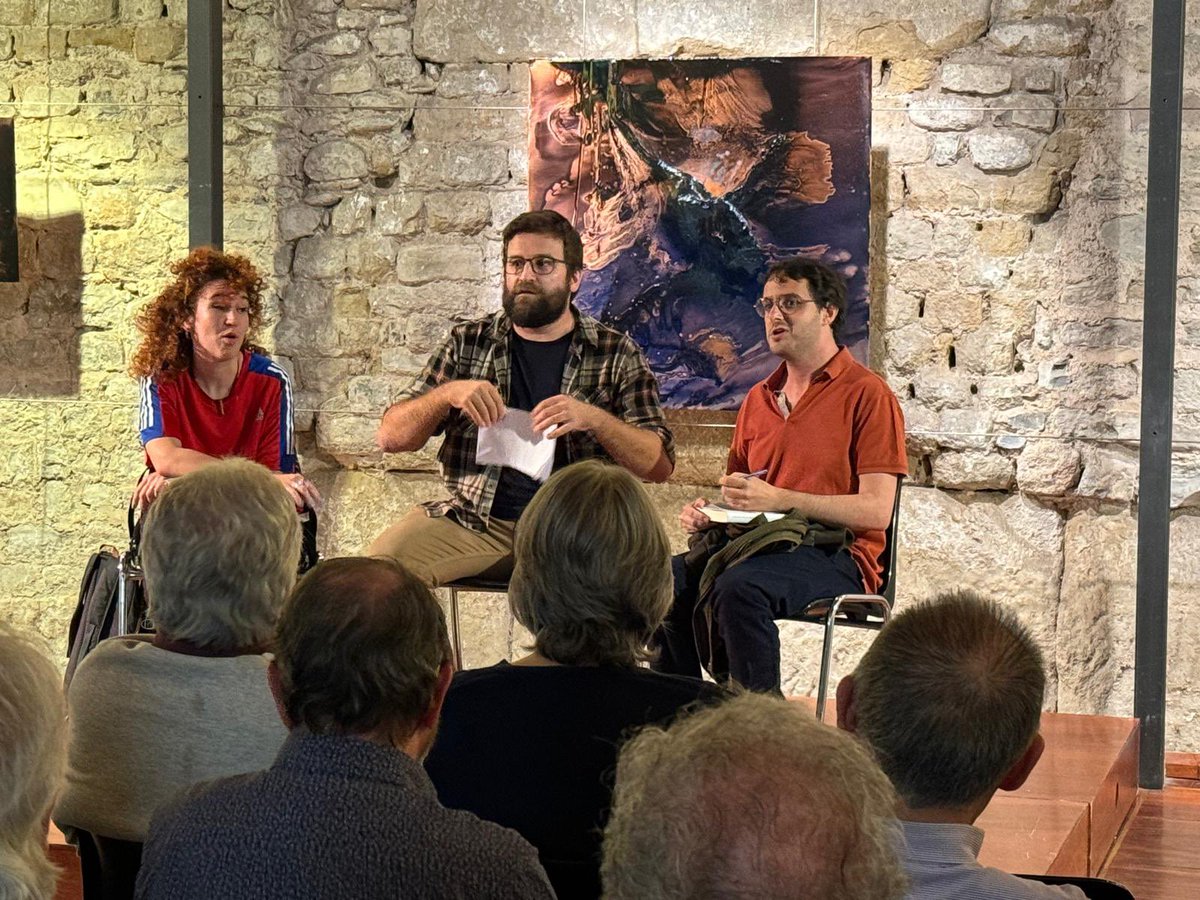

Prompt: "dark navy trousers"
[651,543,863,693]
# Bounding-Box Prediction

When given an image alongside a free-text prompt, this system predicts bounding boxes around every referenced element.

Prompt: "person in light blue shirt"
[837,591,1088,900]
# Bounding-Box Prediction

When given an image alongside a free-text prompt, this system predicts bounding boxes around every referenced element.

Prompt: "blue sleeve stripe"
[263,359,296,470]
[138,378,163,444]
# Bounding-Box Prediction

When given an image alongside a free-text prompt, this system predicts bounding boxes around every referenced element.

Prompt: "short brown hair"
[130,246,267,380]
[765,256,847,339]
[852,590,1046,808]
[509,460,672,667]
[502,210,584,272]
[274,557,452,740]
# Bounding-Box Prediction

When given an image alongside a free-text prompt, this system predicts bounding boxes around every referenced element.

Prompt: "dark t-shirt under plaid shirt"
[396,306,675,532]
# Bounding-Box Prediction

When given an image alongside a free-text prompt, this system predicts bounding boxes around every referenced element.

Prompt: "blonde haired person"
[602,692,907,900]
[0,625,67,900]
[424,460,726,899]
[55,459,299,870]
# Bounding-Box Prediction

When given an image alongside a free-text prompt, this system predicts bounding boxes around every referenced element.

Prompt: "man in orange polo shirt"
[652,258,908,693]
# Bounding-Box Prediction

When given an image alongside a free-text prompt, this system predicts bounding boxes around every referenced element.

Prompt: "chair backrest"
[73,828,143,900]
[876,478,904,604]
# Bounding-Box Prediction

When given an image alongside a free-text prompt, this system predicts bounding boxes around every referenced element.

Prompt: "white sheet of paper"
[476,409,557,482]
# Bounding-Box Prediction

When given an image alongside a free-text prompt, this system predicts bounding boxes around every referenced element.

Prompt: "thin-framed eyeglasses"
[755,295,818,317]
[504,255,568,276]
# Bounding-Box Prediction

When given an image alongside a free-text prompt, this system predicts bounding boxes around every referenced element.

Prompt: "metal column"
[188,1,223,249]
[1135,0,1186,790]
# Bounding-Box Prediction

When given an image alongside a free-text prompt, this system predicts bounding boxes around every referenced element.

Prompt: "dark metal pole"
[188,1,223,249]
[1135,0,1186,790]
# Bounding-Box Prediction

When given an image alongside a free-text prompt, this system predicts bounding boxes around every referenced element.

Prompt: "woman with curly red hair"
[130,247,320,511]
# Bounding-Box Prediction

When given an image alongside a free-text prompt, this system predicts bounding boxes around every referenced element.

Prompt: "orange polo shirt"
[727,347,908,592]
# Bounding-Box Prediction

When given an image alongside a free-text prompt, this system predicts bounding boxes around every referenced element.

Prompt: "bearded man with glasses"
[652,257,908,694]
[369,210,674,587]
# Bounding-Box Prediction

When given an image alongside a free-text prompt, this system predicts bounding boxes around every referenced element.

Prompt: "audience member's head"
[271,557,453,757]
[0,624,67,900]
[142,458,301,653]
[602,693,906,900]
[838,590,1047,817]
[510,459,672,667]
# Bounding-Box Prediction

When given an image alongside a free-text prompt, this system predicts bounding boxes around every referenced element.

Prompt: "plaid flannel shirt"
[398,306,675,532]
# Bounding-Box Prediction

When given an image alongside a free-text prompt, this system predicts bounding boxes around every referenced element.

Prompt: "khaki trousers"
[365,508,517,587]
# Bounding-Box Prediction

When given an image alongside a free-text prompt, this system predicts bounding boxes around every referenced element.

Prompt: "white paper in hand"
[476,409,557,482]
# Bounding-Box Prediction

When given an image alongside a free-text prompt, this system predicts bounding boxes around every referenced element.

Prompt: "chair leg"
[815,599,841,723]
[448,586,463,671]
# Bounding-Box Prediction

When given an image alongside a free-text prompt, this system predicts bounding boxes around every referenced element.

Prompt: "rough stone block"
[896,488,1065,690]
[425,192,492,234]
[413,0,585,62]
[376,191,424,235]
[346,235,398,281]
[0,1,34,25]
[905,160,1062,216]
[991,93,1058,132]
[279,204,324,241]
[636,0,815,56]
[436,63,512,98]
[393,143,509,188]
[932,450,1014,490]
[67,25,133,50]
[413,107,525,144]
[1023,67,1056,93]
[908,95,986,131]
[1075,444,1137,502]
[968,131,1035,172]
[13,25,66,60]
[1017,441,1081,494]
[395,240,484,284]
[331,190,374,235]
[292,235,349,280]
[369,23,412,56]
[991,17,1091,57]
[887,213,935,260]
[133,22,183,62]
[826,0,991,55]
[311,61,377,94]
[304,139,369,182]
[306,31,363,56]
[942,62,1013,95]
[977,219,1032,256]
[47,0,115,25]
[883,59,938,93]
[315,407,384,466]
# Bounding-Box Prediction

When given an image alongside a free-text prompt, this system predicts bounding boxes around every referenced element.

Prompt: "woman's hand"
[132,472,170,509]
[276,473,323,514]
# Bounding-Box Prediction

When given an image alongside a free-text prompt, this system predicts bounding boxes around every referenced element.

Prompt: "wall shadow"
[0,212,84,396]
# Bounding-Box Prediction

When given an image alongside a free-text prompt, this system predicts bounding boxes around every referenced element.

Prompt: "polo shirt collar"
[762,345,851,393]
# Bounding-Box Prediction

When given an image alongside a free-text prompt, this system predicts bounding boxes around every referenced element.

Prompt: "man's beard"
[502,281,571,328]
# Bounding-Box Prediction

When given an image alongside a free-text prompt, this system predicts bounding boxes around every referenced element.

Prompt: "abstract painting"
[529,58,872,409]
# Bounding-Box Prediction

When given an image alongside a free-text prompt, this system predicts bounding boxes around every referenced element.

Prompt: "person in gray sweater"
[55,458,299,844]
[135,557,554,900]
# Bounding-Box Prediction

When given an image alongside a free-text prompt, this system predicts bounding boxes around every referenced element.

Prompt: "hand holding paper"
[476,408,557,482]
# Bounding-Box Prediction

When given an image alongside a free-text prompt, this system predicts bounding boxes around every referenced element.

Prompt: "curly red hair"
[129,247,268,381]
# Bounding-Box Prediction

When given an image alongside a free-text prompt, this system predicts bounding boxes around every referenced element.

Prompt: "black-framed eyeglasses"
[504,256,567,276]
[755,295,817,317]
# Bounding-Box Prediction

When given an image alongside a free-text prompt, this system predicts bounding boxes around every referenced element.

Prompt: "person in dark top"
[424,460,726,899]
[369,210,674,587]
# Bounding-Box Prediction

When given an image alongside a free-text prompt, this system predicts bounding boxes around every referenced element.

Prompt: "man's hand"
[132,472,170,509]
[720,473,786,512]
[531,394,598,439]
[275,473,323,513]
[680,497,715,534]
[443,380,506,428]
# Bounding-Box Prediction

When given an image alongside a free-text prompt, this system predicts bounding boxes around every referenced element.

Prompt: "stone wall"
[3,0,1200,749]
